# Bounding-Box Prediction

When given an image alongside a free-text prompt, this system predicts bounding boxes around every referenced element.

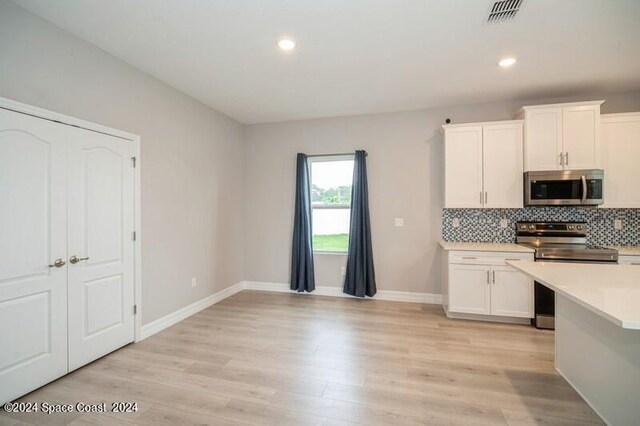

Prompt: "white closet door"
[483,122,523,208]
[0,109,68,403]
[66,126,135,371]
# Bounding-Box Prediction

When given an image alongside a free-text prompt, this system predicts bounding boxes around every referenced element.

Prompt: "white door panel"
[491,266,534,318]
[524,108,562,171]
[448,264,491,315]
[444,126,483,208]
[0,109,68,404]
[562,106,600,169]
[483,123,523,208]
[67,127,135,371]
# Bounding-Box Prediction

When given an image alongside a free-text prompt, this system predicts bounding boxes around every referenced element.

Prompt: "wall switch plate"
[341,266,346,275]
[452,218,460,228]
[191,277,197,288]
[499,218,509,229]
[394,218,404,227]
[614,219,623,230]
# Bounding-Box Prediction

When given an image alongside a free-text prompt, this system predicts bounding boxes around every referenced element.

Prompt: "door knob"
[48,258,66,268]
[69,255,90,264]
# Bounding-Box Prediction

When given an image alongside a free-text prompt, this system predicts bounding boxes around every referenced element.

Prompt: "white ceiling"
[12,0,640,124]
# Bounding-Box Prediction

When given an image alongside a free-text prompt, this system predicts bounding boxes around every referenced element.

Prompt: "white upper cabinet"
[444,125,483,208]
[601,113,640,208]
[444,121,523,208]
[519,101,603,171]
[483,123,524,208]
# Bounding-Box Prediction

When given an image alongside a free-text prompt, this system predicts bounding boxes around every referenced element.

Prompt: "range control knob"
[520,225,527,230]
[528,225,535,230]
[568,225,574,230]
[576,225,582,230]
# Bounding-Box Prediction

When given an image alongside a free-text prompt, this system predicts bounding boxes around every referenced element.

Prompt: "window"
[308,155,355,253]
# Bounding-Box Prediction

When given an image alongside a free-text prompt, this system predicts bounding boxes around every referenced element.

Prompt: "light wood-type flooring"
[1,291,603,425]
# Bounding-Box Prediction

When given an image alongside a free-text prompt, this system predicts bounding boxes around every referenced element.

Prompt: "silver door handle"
[486,270,490,284]
[480,191,483,206]
[462,257,477,260]
[484,192,488,204]
[581,175,587,204]
[69,255,90,264]
[565,152,569,166]
[559,152,564,166]
[492,270,496,284]
[48,258,66,268]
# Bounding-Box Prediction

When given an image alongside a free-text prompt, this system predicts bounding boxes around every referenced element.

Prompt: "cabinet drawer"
[619,255,640,266]
[448,251,532,266]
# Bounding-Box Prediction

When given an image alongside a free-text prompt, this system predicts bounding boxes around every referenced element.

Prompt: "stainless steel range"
[516,221,618,329]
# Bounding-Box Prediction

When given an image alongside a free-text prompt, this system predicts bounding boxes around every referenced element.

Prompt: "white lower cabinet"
[444,251,534,321]
[448,264,491,315]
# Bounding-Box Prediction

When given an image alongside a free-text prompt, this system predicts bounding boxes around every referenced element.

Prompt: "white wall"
[0,0,245,324]
[244,91,640,295]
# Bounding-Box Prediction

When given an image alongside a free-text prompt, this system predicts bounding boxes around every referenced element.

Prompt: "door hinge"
[131,156,136,168]
[132,231,137,241]
[133,304,138,315]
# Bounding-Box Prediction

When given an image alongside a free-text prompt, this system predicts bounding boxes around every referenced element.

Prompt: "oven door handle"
[581,175,587,204]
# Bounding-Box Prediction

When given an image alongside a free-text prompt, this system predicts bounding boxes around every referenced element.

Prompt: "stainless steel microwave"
[524,169,604,206]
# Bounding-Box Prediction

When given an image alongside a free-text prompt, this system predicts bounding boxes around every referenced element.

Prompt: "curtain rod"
[306,152,367,158]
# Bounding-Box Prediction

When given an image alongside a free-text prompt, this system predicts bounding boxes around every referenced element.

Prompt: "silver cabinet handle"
[48,258,66,268]
[559,152,564,166]
[486,270,490,284]
[631,263,640,266]
[69,255,90,264]
[581,175,587,204]
[484,192,488,204]
[462,257,477,260]
[492,270,496,284]
[480,191,483,206]
[565,152,569,166]
[506,258,520,261]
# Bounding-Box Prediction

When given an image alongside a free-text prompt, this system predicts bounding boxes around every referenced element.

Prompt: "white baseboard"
[242,281,443,304]
[139,281,442,341]
[139,281,244,341]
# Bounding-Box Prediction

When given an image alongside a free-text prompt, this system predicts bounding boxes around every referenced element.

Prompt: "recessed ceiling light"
[499,57,517,67]
[277,39,296,51]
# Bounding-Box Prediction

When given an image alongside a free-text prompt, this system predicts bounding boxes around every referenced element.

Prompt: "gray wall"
[244,91,640,295]
[0,0,245,324]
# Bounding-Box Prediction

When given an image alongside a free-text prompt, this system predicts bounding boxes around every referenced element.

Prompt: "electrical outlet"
[614,219,623,230]
[394,218,404,227]
[341,266,346,275]
[191,277,197,288]
[499,218,509,229]
[452,218,460,228]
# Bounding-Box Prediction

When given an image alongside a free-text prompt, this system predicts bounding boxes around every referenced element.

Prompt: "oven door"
[524,170,604,206]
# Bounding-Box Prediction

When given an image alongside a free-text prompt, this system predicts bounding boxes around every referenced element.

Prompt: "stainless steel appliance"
[516,221,618,329]
[524,169,604,206]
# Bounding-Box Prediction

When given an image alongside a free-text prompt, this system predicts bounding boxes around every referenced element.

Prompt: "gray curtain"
[290,153,315,292]
[344,150,376,297]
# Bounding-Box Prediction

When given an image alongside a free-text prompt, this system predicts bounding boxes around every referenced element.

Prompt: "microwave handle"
[581,175,587,204]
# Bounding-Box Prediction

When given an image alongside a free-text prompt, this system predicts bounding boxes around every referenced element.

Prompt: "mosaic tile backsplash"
[442,208,640,246]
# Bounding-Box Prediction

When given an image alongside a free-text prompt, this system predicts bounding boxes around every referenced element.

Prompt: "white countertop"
[508,260,640,330]
[608,246,640,256]
[439,241,534,253]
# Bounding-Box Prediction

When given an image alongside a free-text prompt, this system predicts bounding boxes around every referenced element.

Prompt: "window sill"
[313,251,348,256]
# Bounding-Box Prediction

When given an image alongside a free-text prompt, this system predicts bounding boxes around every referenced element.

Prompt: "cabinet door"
[483,122,523,208]
[490,265,533,318]
[444,126,483,208]
[601,114,640,208]
[562,105,601,169]
[448,264,491,315]
[524,108,563,171]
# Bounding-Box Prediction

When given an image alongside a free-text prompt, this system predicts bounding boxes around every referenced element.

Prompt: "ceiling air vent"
[486,0,524,24]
